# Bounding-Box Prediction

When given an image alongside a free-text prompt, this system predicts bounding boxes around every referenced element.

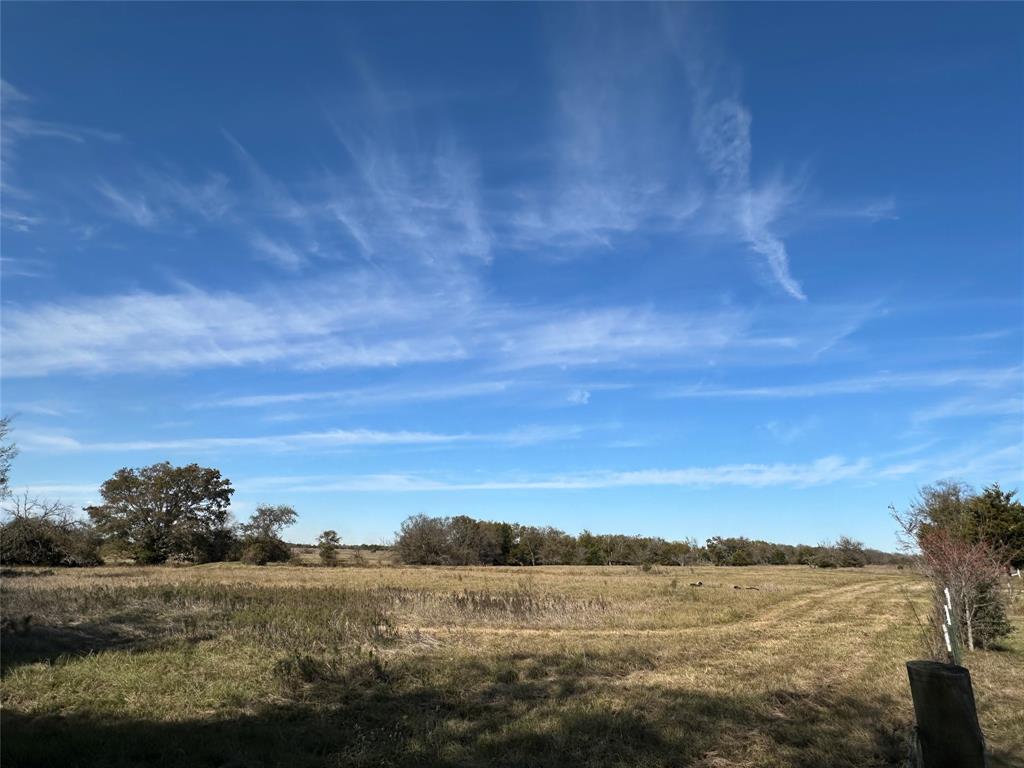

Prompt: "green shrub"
[0,512,102,567]
[241,538,291,565]
[729,550,752,566]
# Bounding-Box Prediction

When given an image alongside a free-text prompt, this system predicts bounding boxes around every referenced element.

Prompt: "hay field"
[1,563,1021,767]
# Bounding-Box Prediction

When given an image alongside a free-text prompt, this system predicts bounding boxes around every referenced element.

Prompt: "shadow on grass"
[1,618,211,673]
[2,657,913,768]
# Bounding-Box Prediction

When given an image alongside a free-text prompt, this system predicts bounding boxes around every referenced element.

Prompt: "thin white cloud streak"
[20,424,585,454]
[877,441,1024,482]
[1,80,121,150]
[761,417,819,445]
[242,455,870,493]
[203,380,513,409]
[5,400,73,417]
[93,171,234,229]
[819,196,899,223]
[0,209,42,233]
[223,131,313,226]
[911,395,1024,424]
[0,257,50,278]
[141,169,233,222]
[668,367,1023,399]
[488,306,752,370]
[249,233,308,271]
[95,179,159,227]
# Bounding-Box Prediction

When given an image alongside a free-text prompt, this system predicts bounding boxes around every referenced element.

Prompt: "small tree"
[513,525,545,565]
[834,536,867,567]
[395,514,451,565]
[318,530,341,565]
[239,504,297,565]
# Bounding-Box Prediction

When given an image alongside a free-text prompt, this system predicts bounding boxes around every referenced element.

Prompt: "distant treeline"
[395,514,909,567]
[289,542,387,552]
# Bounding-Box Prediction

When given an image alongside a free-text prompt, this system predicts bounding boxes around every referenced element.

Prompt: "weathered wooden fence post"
[906,660,986,768]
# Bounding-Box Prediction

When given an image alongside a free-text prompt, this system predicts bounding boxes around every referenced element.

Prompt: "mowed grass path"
[2,564,1021,767]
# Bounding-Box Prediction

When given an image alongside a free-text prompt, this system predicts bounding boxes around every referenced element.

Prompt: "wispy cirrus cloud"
[911,394,1024,424]
[490,306,749,370]
[677,23,808,300]
[95,179,160,227]
[1,273,465,377]
[761,417,820,445]
[20,423,585,454]
[221,122,488,273]
[877,439,1024,483]
[93,170,234,229]
[1,80,119,236]
[322,113,491,269]
[668,367,1023,399]
[499,8,831,301]
[249,232,308,271]
[141,168,233,222]
[203,380,514,409]
[241,454,870,493]
[0,256,50,279]
[0,209,42,233]
[505,15,702,251]
[1,80,121,151]
[1,269,879,378]
[223,131,313,227]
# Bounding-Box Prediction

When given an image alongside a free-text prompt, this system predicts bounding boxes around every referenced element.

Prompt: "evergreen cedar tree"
[909,481,1024,568]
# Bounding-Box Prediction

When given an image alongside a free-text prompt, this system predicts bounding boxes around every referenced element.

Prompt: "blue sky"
[2,4,1021,550]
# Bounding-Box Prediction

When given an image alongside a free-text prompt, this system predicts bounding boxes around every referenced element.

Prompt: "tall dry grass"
[1,563,1021,767]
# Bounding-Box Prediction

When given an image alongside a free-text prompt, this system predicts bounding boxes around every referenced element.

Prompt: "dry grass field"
[1,563,1021,768]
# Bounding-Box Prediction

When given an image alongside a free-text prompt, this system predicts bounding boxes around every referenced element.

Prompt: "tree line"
[2,418,1019,595]
[393,512,908,567]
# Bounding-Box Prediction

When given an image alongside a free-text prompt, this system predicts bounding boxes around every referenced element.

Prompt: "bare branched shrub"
[916,528,1008,650]
[893,481,1013,652]
[0,494,103,567]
